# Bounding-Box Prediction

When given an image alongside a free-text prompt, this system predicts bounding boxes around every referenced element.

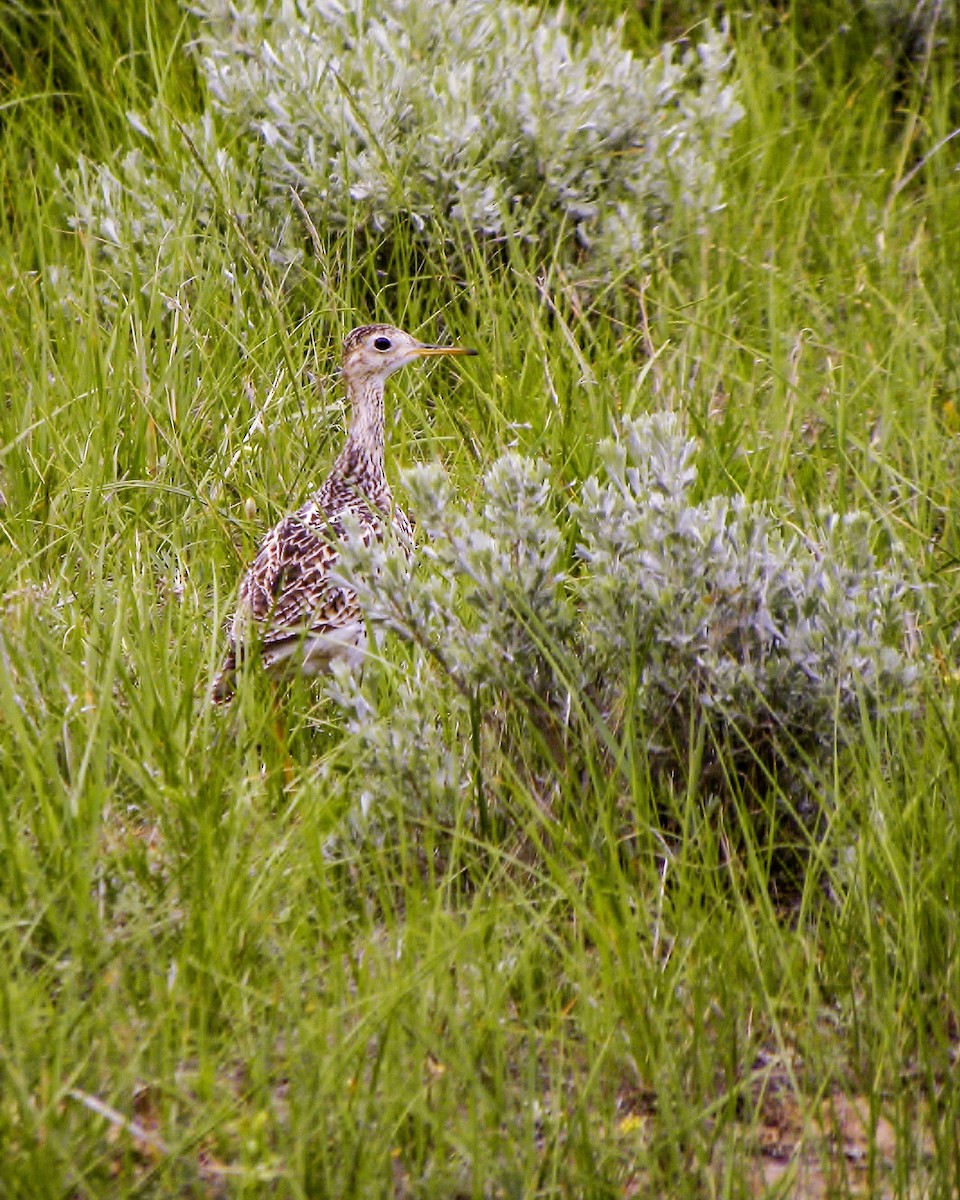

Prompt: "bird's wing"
[233,505,376,650]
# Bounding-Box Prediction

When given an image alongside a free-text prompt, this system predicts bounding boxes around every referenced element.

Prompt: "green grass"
[2,1,960,1196]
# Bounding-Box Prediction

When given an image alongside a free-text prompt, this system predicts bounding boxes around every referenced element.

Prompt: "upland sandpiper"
[212,324,476,702]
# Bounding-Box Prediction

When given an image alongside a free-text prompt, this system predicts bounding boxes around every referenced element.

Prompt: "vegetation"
[1,0,959,1195]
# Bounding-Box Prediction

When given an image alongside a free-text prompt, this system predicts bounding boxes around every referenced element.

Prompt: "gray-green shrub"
[327,413,919,825]
[54,0,743,305]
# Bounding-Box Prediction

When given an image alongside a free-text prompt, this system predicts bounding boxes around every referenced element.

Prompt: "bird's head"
[341,324,476,386]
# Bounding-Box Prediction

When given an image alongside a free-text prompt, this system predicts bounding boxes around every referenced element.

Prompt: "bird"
[212,323,476,703]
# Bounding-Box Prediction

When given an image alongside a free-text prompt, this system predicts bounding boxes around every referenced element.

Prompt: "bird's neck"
[332,375,388,492]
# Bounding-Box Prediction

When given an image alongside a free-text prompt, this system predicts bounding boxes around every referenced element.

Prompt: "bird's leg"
[268,681,296,788]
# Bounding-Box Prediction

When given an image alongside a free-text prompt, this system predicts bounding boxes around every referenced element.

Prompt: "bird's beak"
[413,343,478,358]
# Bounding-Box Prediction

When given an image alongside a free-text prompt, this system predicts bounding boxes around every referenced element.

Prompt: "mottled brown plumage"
[212,324,475,702]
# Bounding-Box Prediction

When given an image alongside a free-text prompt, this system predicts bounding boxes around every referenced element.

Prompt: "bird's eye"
[373,336,392,351]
